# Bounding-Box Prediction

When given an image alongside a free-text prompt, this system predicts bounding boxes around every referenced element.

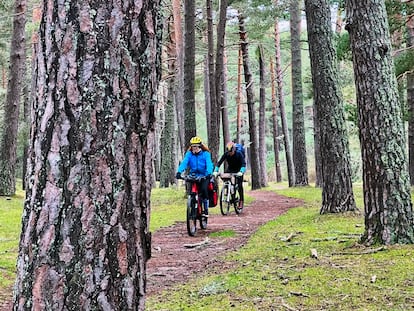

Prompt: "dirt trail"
[0,190,302,309]
[146,190,302,296]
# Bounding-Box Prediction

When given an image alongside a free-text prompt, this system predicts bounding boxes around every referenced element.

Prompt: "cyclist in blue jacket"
[213,141,246,206]
[176,136,214,217]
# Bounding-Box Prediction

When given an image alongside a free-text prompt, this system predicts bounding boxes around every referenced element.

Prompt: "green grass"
[0,182,24,288]
[146,183,414,311]
[2,181,414,310]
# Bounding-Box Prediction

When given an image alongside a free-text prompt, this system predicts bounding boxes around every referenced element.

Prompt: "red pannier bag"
[208,176,218,207]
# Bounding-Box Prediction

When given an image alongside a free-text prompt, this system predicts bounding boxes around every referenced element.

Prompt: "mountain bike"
[218,173,244,216]
[181,174,208,236]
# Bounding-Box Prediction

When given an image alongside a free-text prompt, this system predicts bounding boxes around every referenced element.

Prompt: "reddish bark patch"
[0,190,302,310]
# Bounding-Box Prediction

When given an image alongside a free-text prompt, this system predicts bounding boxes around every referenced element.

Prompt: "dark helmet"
[226,141,235,153]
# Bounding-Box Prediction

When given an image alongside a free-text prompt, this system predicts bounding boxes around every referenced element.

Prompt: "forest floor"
[0,190,302,310]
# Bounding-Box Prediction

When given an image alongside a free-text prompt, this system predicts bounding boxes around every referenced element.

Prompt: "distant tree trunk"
[206,0,217,158]
[212,0,228,161]
[274,3,294,186]
[221,49,230,146]
[345,0,414,245]
[204,57,211,127]
[290,0,308,186]
[173,0,185,153]
[160,16,177,188]
[184,0,197,146]
[236,48,244,143]
[0,0,26,196]
[305,0,357,214]
[13,0,160,309]
[407,13,414,186]
[270,58,282,182]
[239,13,261,190]
[258,44,268,187]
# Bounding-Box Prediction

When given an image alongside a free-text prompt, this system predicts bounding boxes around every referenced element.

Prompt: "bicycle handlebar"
[180,174,209,182]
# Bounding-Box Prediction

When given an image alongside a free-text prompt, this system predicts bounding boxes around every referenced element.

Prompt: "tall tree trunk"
[270,58,282,182]
[407,13,414,186]
[212,0,228,161]
[274,2,295,186]
[13,0,160,309]
[239,13,261,190]
[206,0,217,158]
[290,0,308,186]
[305,0,357,214]
[236,48,244,143]
[221,49,231,146]
[172,0,185,153]
[0,0,26,196]
[345,0,414,245]
[160,16,177,188]
[258,44,268,187]
[184,0,197,146]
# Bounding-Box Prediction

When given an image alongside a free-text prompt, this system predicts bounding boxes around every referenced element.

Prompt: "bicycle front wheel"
[220,185,231,216]
[187,195,197,236]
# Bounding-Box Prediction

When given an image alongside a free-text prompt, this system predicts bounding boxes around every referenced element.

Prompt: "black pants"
[236,176,244,201]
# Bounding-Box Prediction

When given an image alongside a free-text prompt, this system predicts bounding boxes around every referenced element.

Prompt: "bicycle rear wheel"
[187,195,197,236]
[220,185,231,215]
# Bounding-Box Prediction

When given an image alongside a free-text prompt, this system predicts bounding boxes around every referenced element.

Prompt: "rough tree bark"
[305,0,357,214]
[13,0,161,309]
[345,0,414,245]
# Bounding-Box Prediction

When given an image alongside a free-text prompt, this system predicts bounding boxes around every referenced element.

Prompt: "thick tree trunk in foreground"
[13,1,160,309]
[346,0,414,245]
[305,0,357,214]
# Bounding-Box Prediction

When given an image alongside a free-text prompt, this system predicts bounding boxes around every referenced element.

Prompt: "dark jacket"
[215,150,246,173]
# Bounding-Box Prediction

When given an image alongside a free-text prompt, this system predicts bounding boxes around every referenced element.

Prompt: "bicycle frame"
[219,173,243,215]
[183,175,208,236]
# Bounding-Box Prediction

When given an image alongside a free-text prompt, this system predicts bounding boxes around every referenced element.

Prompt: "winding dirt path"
[146,190,303,296]
[0,190,302,309]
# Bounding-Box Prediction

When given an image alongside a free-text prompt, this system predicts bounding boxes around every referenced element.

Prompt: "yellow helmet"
[190,136,202,145]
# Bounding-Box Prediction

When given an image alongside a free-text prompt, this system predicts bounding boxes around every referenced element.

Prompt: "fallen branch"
[333,246,386,256]
[289,291,310,298]
[184,237,209,248]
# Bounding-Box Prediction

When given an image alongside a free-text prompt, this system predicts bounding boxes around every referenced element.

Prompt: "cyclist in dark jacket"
[176,136,213,217]
[213,141,246,204]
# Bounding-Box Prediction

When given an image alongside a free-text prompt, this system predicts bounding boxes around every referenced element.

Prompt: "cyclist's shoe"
[202,213,209,218]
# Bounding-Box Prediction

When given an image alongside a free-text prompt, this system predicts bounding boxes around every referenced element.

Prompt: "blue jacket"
[177,150,213,177]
